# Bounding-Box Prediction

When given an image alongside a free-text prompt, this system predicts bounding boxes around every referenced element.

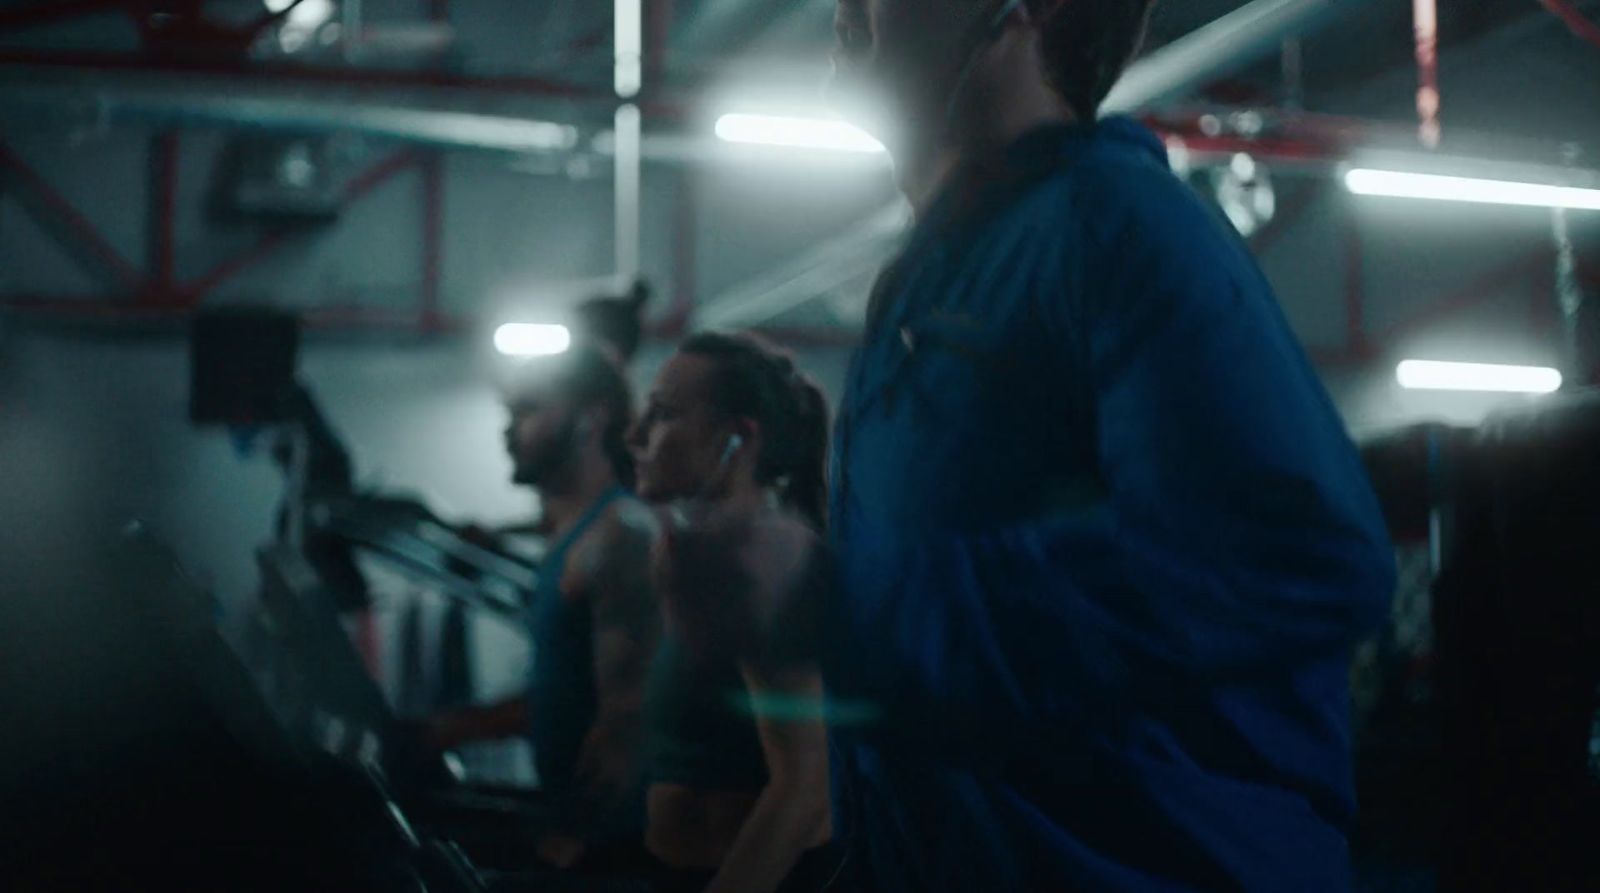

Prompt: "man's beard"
[511,414,579,488]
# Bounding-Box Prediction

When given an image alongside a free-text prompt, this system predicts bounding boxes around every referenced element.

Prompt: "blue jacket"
[824,119,1396,891]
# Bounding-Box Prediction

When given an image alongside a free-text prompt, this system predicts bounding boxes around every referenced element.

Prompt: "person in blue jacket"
[816,0,1399,889]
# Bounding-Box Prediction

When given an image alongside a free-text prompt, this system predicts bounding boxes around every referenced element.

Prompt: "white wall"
[0,327,522,606]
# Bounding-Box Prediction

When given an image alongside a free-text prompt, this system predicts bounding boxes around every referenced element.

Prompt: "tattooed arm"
[568,502,662,818]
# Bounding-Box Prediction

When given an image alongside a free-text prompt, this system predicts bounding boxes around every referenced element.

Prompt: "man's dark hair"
[508,345,636,486]
[574,279,650,363]
[1033,0,1157,121]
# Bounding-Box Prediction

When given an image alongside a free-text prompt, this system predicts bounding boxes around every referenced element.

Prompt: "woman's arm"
[702,663,832,893]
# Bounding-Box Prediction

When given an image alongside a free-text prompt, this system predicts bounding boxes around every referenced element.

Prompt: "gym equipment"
[316,493,535,621]
[1353,426,1459,881]
[1433,391,1600,892]
[1,521,483,892]
[189,307,300,426]
[180,312,680,887]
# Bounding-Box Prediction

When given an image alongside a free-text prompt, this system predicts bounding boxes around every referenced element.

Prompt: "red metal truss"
[0,140,146,292]
[185,148,422,302]
[2,146,438,330]
[1541,0,1600,51]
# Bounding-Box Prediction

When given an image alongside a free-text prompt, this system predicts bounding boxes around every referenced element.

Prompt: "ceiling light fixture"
[1395,359,1563,394]
[493,324,571,358]
[714,114,886,154]
[1346,169,1600,211]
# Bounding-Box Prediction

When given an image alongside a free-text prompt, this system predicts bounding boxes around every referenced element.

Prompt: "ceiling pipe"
[1103,0,1377,112]
[0,84,581,154]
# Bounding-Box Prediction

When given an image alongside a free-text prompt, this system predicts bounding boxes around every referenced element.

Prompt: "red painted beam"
[1540,0,1600,51]
[182,228,296,304]
[1413,0,1441,147]
[0,140,145,292]
[342,149,422,202]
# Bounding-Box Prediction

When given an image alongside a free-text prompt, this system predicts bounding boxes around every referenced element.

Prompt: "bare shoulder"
[571,497,656,560]
[744,512,821,580]
[599,496,662,546]
[565,496,659,602]
[739,511,827,626]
